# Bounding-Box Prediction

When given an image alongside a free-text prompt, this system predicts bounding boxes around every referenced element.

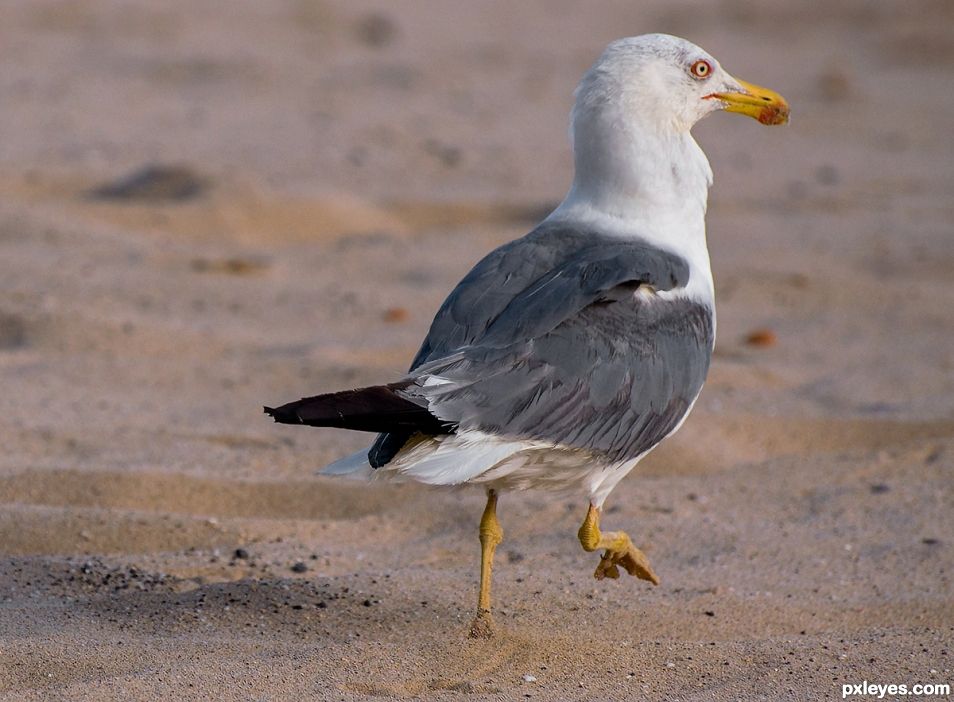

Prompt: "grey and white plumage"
[351,223,714,501]
[267,33,789,508]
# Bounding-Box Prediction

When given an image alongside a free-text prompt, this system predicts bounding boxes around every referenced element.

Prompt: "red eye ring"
[690,59,712,79]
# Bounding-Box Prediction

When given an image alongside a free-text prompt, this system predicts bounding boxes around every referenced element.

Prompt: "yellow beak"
[705,78,790,126]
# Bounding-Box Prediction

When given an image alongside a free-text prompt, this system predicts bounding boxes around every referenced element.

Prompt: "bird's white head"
[560,34,789,228]
[572,33,789,136]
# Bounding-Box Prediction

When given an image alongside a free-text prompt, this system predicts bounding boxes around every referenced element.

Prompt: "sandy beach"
[1,1,952,699]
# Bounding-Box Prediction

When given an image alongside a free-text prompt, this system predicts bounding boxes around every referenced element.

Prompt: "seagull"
[266,33,788,637]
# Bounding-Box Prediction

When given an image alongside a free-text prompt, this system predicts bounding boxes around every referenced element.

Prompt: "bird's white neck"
[560,103,714,229]
[549,109,716,302]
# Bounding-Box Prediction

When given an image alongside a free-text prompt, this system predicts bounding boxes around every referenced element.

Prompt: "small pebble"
[744,328,777,347]
[522,674,537,683]
[234,548,249,560]
[815,164,839,186]
[382,307,409,323]
[291,562,308,573]
[817,66,852,101]
[355,12,398,48]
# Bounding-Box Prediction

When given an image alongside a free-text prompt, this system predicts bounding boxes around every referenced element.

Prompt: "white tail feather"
[320,448,374,480]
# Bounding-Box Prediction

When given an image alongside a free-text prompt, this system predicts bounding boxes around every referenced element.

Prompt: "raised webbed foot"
[578,503,660,585]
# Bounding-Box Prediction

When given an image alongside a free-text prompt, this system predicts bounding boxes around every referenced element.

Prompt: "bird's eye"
[690,59,712,79]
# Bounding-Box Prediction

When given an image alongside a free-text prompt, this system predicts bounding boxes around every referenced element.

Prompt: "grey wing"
[407,224,574,369]
[370,222,702,466]
[369,223,570,467]
[412,222,690,365]
[412,293,713,462]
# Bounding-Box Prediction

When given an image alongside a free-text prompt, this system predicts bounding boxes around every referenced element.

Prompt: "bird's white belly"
[376,430,646,506]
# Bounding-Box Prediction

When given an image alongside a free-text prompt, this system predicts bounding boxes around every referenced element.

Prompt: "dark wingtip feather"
[263,405,301,424]
[262,384,452,435]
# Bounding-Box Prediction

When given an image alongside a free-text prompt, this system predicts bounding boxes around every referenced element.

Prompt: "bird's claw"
[594,544,660,584]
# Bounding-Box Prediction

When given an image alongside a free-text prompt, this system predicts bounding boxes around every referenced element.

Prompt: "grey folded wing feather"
[412,222,689,362]
[370,222,713,466]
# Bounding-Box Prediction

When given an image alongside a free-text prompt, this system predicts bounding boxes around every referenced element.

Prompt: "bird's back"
[370,220,714,467]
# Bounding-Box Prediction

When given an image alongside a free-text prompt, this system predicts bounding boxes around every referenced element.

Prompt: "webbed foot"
[578,503,660,585]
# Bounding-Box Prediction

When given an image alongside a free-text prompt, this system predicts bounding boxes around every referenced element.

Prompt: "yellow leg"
[469,489,503,638]
[577,503,660,584]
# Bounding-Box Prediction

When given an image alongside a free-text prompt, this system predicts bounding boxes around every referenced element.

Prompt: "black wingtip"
[263,385,450,434]
[264,405,299,424]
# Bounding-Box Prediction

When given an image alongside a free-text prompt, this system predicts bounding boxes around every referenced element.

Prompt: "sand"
[1,1,953,700]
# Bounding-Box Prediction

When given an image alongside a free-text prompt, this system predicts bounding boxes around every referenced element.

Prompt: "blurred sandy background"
[1,1,952,700]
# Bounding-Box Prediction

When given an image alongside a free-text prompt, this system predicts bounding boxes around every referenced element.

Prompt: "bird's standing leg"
[577,503,660,584]
[469,489,503,638]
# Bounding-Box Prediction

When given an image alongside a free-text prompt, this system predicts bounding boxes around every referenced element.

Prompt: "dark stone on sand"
[817,69,852,101]
[191,257,270,276]
[815,164,839,186]
[90,164,209,202]
[355,13,398,48]
[291,561,308,573]
[0,312,28,350]
[422,138,462,168]
[234,548,249,560]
